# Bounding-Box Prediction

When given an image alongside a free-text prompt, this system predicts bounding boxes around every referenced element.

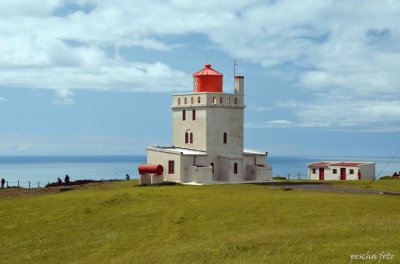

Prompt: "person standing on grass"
[65,174,70,185]
[1,178,5,188]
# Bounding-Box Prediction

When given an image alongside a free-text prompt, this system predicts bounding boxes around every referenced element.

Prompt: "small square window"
[349,169,354,174]
[333,169,337,174]
[312,168,316,174]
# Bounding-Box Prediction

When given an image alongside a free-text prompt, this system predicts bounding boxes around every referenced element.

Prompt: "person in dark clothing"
[57,177,62,186]
[65,174,70,184]
[125,174,130,180]
[1,178,5,189]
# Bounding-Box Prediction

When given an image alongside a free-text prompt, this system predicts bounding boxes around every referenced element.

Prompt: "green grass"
[324,179,400,192]
[0,181,399,264]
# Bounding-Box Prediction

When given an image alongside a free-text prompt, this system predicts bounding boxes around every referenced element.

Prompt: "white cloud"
[0,0,399,130]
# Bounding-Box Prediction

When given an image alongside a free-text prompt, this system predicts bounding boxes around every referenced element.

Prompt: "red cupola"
[193,64,223,93]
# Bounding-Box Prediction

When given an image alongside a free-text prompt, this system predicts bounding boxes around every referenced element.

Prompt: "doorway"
[319,168,325,180]
[340,168,346,180]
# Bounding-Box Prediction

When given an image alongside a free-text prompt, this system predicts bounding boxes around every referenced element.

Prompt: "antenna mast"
[233,59,238,78]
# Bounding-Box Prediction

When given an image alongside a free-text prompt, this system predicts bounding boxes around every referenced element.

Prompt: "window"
[333,169,337,174]
[211,162,214,174]
[220,97,223,104]
[185,132,189,144]
[191,97,194,104]
[178,98,181,105]
[226,97,230,104]
[197,97,201,103]
[234,163,238,174]
[182,110,186,121]
[234,97,238,104]
[223,132,227,144]
[350,169,354,174]
[184,97,187,104]
[312,168,316,174]
[192,109,196,120]
[212,97,216,104]
[168,160,175,174]
[190,132,193,143]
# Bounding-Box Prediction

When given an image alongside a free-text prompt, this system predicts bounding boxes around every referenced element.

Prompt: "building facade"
[308,161,375,180]
[139,64,272,184]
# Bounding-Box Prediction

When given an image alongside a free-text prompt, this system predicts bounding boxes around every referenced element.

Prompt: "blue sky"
[0,0,399,157]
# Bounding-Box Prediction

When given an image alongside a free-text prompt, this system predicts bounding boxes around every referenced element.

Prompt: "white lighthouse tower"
[140,64,272,184]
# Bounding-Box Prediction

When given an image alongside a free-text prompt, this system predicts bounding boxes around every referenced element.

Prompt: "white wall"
[147,149,182,182]
[171,92,244,157]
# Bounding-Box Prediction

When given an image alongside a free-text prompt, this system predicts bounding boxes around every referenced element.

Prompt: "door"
[319,168,325,180]
[340,168,346,180]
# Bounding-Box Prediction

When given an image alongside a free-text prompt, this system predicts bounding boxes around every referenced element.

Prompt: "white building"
[308,161,375,180]
[139,64,272,185]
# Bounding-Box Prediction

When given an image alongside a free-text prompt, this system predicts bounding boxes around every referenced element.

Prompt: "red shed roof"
[308,162,331,167]
[332,162,363,167]
[308,161,367,167]
[193,64,223,77]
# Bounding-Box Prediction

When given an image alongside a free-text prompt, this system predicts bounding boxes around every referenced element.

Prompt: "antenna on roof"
[233,59,238,78]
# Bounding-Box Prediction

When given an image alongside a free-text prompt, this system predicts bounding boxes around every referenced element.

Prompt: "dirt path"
[256,182,398,195]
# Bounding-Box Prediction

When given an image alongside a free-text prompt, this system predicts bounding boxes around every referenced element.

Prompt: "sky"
[0,0,399,157]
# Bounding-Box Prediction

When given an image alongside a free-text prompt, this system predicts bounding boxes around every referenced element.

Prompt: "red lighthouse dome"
[193,64,223,93]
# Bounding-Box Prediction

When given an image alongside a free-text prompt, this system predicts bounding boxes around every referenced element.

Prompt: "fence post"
[29,181,31,189]
[287,174,290,180]
[298,173,301,180]
[38,182,40,188]
[18,181,19,188]
[6,181,8,188]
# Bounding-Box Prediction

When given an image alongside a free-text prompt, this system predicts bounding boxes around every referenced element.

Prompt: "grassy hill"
[0,180,399,264]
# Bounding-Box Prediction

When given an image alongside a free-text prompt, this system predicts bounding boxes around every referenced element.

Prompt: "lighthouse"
[139,64,272,185]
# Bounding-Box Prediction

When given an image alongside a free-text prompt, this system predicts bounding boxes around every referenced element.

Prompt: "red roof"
[193,64,223,77]
[332,162,363,167]
[308,162,331,167]
[308,161,366,167]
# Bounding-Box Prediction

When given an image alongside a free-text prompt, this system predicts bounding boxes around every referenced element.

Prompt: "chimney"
[234,76,244,95]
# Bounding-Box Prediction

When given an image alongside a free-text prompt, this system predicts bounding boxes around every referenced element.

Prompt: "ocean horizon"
[0,155,398,188]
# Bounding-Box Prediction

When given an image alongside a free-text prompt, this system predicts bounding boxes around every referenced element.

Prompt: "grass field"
[0,180,399,264]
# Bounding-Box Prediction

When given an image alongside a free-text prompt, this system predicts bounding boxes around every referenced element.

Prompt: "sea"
[0,155,399,188]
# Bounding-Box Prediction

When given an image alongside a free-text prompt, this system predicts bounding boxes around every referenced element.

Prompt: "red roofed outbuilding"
[308,161,375,180]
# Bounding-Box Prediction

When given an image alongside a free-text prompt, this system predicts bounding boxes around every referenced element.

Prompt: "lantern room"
[193,64,223,93]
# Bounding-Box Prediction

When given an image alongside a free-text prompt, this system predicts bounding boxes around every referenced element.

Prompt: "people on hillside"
[126,174,130,180]
[65,174,70,185]
[57,177,62,186]
[393,172,399,177]
[1,178,5,188]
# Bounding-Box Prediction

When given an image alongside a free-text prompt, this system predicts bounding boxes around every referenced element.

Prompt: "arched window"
[185,132,189,144]
[182,110,186,121]
[234,162,238,174]
[223,132,227,144]
[191,97,194,104]
[211,162,214,174]
[197,97,201,103]
[220,97,223,104]
[184,97,187,104]
[234,97,238,104]
[178,98,181,105]
[190,132,193,143]
[226,97,230,104]
[212,97,216,104]
[192,109,196,120]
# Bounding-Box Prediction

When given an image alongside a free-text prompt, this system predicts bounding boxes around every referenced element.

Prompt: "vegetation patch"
[0,180,399,264]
